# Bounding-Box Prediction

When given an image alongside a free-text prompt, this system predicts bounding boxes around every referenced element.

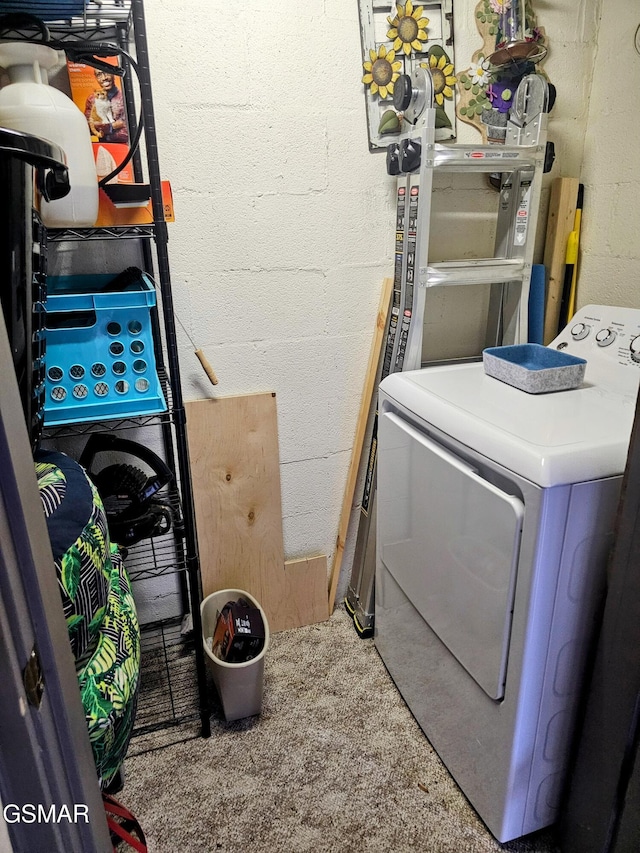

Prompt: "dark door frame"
[561,387,640,852]
[0,308,112,853]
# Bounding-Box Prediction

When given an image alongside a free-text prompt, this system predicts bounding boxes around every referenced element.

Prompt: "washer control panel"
[570,322,590,341]
[551,304,640,395]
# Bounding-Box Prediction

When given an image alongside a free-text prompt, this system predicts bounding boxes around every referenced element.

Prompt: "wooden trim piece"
[327,276,394,613]
[283,556,330,629]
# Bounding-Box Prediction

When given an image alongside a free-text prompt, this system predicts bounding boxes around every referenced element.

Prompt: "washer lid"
[380,363,638,487]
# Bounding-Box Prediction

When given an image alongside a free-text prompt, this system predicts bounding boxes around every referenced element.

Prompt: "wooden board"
[283,556,329,630]
[186,392,328,632]
[543,177,579,344]
[327,277,394,613]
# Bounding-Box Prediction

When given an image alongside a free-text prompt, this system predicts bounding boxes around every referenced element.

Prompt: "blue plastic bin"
[43,273,167,426]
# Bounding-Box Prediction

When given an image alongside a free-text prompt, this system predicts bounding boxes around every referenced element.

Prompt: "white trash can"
[201,588,270,722]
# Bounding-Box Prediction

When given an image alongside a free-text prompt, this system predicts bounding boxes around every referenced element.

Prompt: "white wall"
[578,1,640,309]
[144,0,397,603]
[142,0,614,606]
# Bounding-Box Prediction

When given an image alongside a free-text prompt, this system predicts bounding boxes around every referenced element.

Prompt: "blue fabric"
[35,448,140,789]
[528,264,545,344]
[35,449,93,562]
[484,343,586,370]
[0,2,85,21]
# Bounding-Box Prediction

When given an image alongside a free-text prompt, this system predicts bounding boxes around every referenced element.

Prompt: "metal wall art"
[358,1,456,150]
[456,0,548,142]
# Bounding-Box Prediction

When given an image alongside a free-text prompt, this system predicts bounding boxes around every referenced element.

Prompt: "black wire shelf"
[121,489,188,583]
[47,225,155,242]
[0,3,132,45]
[25,0,212,744]
[127,616,204,755]
[42,407,172,439]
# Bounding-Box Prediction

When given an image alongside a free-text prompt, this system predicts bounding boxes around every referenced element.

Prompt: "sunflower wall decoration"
[421,50,457,109]
[358,0,456,151]
[362,44,403,100]
[388,1,430,56]
[456,0,550,142]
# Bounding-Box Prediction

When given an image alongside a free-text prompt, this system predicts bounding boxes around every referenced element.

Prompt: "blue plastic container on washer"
[43,273,167,426]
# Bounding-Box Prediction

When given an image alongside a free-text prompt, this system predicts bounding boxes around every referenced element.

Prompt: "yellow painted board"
[543,176,579,344]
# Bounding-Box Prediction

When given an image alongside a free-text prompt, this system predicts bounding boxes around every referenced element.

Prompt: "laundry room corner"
[3,0,640,851]
[142,0,398,592]
[138,0,609,604]
[576,0,640,309]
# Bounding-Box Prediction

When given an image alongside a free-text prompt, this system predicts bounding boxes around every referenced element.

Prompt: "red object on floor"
[103,794,147,853]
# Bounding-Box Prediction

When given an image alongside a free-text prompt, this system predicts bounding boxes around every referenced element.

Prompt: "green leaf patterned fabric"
[36,455,111,661]
[76,543,140,789]
[36,451,141,790]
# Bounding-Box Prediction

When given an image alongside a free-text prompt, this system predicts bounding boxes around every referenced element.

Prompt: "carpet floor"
[121,607,562,853]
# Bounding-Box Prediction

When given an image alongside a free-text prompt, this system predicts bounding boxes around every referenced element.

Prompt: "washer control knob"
[630,336,640,362]
[570,322,590,341]
[595,328,617,347]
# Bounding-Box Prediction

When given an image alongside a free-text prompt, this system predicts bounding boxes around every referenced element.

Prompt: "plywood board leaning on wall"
[543,176,579,343]
[186,392,329,633]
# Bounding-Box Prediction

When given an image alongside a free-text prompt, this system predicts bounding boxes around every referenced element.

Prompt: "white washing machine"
[375,305,640,843]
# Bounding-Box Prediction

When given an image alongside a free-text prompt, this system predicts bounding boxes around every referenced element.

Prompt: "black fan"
[79,434,176,547]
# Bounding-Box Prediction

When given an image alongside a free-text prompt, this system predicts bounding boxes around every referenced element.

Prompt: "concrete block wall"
[141,0,614,608]
[578,1,640,310]
[144,0,396,604]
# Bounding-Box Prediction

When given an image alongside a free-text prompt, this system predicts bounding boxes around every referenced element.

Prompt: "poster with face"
[66,55,133,184]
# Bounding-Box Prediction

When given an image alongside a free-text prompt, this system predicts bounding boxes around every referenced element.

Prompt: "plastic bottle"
[0,42,98,227]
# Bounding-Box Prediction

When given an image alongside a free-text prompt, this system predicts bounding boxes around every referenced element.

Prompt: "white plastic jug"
[0,42,98,227]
